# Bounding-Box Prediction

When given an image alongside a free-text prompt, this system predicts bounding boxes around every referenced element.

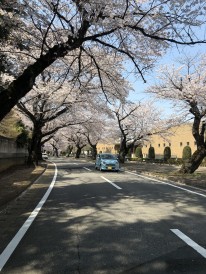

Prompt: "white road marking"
[0,163,58,272]
[171,229,206,258]
[125,171,206,198]
[83,167,92,171]
[59,162,78,165]
[101,176,122,190]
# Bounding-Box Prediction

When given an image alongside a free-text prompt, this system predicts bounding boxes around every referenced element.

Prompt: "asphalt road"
[1,158,206,273]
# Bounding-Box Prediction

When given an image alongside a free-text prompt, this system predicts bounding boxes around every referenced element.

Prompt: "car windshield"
[100,154,116,160]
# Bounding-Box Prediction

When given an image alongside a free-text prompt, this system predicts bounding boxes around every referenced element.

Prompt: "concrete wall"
[0,136,28,172]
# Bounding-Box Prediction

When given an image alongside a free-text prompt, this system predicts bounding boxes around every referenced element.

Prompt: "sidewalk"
[0,163,46,209]
[0,162,55,254]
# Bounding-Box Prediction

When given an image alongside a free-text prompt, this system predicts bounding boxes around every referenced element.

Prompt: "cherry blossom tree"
[59,108,110,159]
[16,71,87,164]
[112,100,182,163]
[16,51,129,164]
[64,126,88,158]
[147,54,206,173]
[0,0,206,121]
[49,136,62,157]
[0,0,23,89]
[82,116,108,159]
[66,144,73,157]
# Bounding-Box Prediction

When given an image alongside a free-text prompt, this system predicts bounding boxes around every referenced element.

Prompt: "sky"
[126,42,206,116]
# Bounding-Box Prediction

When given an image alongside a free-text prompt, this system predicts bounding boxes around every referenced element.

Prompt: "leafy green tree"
[0,110,19,138]
[15,120,30,148]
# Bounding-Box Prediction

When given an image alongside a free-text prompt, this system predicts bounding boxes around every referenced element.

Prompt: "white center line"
[125,171,206,198]
[101,176,122,190]
[0,163,58,272]
[83,167,92,171]
[171,229,206,258]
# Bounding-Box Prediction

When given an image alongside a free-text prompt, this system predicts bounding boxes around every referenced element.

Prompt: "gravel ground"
[123,161,206,190]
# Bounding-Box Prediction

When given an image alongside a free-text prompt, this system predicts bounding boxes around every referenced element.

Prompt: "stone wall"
[0,136,28,172]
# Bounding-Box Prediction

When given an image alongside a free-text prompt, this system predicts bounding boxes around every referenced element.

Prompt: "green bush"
[127,148,132,158]
[16,129,29,148]
[129,157,138,161]
[182,146,192,160]
[135,147,143,159]
[148,146,155,159]
[164,146,171,160]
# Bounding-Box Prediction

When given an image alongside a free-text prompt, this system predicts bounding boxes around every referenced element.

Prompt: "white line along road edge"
[125,171,206,198]
[101,176,122,190]
[0,163,58,272]
[171,229,206,258]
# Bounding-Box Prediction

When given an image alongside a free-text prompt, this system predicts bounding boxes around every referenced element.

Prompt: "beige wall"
[142,123,196,159]
[96,143,118,154]
[96,124,197,159]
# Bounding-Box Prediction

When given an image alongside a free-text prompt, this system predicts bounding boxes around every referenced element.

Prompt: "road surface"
[1,158,206,273]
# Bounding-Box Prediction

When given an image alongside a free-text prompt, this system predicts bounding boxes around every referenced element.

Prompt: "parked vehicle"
[95,153,120,171]
[42,152,48,159]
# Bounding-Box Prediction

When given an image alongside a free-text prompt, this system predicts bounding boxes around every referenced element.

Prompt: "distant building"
[142,123,196,159]
[96,124,197,159]
[97,143,119,154]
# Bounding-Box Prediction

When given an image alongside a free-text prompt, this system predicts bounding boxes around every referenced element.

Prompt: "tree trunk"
[91,145,97,160]
[66,145,73,157]
[179,146,206,174]
[36,142,42,161]
[27,123,43,166]
[119,151,126,163]
[75,147,81,158]
[119,138,129,163]
[0,39,85,122]
[54,147,59,157]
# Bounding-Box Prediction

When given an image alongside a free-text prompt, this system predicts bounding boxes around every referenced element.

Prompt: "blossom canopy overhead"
[0,0,206,120]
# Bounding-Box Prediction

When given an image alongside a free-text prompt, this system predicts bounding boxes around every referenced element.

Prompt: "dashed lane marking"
[83,167,92,171]
[101,176,122,190]
[171,229,206,258]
